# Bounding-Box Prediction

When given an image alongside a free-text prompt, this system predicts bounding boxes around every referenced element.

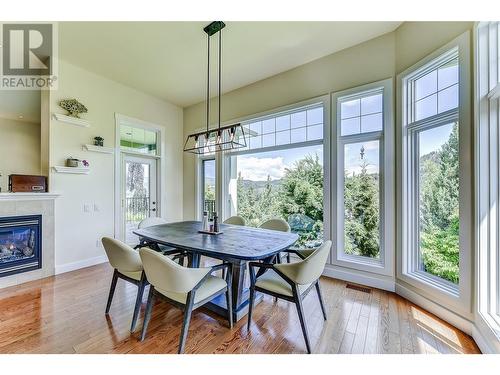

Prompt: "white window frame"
[331,78,394,277]
[475,21,500,350]
[397,32,472,316]
[220,97,330,242]
[197,156,216,220]
[193,96,331,257]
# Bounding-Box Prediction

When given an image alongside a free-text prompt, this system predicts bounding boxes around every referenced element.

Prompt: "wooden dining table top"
[133,220,299,261]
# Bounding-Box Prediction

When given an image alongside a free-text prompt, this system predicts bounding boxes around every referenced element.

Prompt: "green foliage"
[236,154,324,247]
[279,155,324,246]
[420,215,459,284]
[419,123,460,284]
[344,160,380,258]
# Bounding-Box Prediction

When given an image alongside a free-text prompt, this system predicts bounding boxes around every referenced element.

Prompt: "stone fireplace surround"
[0,193,57,289]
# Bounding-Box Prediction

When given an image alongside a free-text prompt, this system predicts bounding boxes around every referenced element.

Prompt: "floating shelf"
[83,144,114,154]
[52,113,90,128]
[53,166,90,174]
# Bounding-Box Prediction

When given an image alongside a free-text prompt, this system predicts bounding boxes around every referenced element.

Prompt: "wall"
[183,32,397,220]
[0,118,41,192]
[50,60,183,272]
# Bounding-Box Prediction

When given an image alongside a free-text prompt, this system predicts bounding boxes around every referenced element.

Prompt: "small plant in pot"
[94,136,104,147]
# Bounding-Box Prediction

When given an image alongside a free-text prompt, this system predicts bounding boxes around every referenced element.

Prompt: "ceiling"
[0,90,40,124]
[59,22,402,108]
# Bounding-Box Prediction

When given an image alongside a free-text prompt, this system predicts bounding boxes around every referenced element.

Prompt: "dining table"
[133,220,299,321]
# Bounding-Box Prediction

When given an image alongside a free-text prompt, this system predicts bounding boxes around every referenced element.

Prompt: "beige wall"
[395,22,473,73]
[50,60,183,270]
[183,22,474,220]
[0,118,41,192]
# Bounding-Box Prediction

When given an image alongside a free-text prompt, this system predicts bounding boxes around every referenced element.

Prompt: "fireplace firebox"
[0,215,42,277]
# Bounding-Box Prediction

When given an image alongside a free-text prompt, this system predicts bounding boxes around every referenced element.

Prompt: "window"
[400,32,472,310]
[201,159,216,219]
[120,125,159,156]
[224,101,327,249]
[403,48,460,290]
[333,79,394,276]
[477,22,500,338]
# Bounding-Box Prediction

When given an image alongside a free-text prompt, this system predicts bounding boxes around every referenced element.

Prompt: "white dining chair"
[139,247,233,354]
[102,237,148,332]
[259,218,290,232]
[247,240,332,354]
[223,216,246,226]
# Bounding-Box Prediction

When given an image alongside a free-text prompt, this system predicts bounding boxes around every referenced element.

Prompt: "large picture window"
[403,49,460,290]
[333,79,394,276]
[224,101,327,249]
[400,32,472,312]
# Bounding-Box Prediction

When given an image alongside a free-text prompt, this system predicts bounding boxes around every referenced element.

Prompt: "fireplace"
[0,215,42,277]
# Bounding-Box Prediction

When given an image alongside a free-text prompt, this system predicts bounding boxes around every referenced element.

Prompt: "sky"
[237,145,323,181]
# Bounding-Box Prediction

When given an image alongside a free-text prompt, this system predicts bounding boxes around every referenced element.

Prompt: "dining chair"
[139,247,233,354]
[135,217,186,265]
[259,218,290,233]
[247,240,332,354]
[223,216,246,226]
[102,237,149,333]
[259,218,291,266]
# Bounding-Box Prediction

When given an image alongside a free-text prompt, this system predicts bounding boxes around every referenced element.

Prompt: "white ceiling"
[59,22,402,108]
[0,90,40,124]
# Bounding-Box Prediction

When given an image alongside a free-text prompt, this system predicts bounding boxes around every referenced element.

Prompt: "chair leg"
[294,290,312,354]
[178,291,195,354]
[130,276,147,332]
[105,269,119,314]
[247,286,255,331]
[140,287,155,341]
[315,280,327,321]
[286,253,291,263]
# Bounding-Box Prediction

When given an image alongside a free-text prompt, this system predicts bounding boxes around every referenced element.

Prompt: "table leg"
[188,253,201,268]
[204,259,263,321]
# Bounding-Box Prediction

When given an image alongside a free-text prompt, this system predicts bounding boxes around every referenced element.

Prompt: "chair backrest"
[275,240,332,285]
[102,237,143,272]
[138,217,168,229]
[223,216,246,226]
[139,247,211,293]
[259,218,290,232]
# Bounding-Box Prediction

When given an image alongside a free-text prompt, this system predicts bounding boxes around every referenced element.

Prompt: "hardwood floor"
[0,263,480,354]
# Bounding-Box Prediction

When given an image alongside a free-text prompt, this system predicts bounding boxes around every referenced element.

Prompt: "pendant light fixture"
[183,21,246,154]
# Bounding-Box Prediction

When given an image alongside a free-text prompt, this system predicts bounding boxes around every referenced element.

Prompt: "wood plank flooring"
[0,263,480,354]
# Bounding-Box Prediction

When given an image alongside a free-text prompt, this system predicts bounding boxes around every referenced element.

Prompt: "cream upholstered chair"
[259,218,290,232]
[135,217,186,264]
[247,240,332,354]
[102,237,148,332]
[223,216,246,226]
[139,247,233,354]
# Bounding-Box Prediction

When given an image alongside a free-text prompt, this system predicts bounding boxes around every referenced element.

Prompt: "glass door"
[121,155,157,245]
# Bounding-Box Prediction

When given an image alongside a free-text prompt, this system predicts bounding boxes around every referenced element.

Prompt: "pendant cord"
[218,28,222,130]
[206,33,210,133]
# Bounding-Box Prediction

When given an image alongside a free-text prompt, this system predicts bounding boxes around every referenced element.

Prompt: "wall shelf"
[83,144,115,154]
[52,113,90,128]
[52,166,90,174]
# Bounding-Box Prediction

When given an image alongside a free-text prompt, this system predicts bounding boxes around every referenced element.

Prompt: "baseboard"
[322,264,396,292]
[55,255,107,275]
[395,282,473,335]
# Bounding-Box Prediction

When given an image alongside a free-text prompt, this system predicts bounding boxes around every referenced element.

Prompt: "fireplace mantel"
[0,193,60,201]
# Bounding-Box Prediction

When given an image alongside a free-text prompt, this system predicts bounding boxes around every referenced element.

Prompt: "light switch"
[93,203,99,212]
[84,204,91,213]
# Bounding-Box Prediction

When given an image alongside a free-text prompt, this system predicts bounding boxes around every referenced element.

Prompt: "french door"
[120,154,157,245]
